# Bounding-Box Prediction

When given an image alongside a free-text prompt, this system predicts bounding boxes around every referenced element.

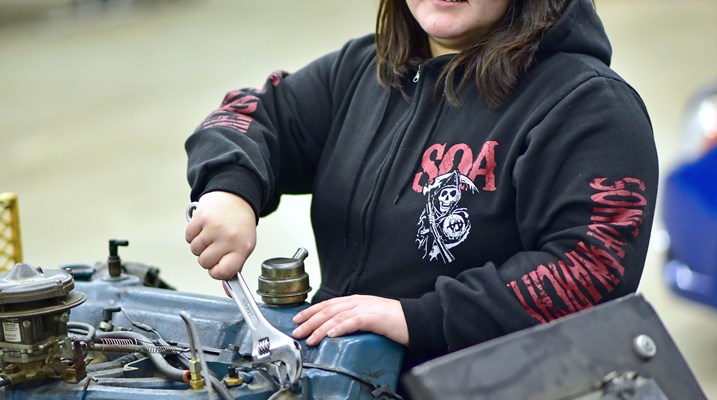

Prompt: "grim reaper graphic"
[417,170,478,263]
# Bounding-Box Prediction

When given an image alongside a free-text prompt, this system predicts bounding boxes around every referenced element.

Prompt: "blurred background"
[1,0,715,397]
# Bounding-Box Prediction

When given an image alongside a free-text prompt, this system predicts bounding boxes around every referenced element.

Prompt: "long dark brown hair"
[376,0,570,108]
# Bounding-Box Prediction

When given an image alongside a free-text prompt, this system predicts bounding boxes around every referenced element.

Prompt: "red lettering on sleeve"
[506,177,648,324]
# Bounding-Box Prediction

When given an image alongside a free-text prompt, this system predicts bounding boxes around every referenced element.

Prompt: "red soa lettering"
[412,141,498,192]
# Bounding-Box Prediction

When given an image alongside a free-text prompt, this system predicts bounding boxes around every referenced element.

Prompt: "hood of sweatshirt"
[537,0,612,66]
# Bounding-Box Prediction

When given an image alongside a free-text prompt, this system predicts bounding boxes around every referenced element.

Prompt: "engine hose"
[67,321,96,343]
[175,353,234,400]
[206,374,234,400]
[91,332,232,399]
[94,331,186,382]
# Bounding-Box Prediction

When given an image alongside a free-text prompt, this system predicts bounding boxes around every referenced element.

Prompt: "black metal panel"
[402,294,706,400]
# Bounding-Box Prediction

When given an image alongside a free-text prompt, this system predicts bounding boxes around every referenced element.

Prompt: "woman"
[185,0,658,373]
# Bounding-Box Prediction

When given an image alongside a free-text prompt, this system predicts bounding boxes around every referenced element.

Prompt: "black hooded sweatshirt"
[186,0,658,371]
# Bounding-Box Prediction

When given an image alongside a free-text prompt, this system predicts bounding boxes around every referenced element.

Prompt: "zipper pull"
[413,66,421,83]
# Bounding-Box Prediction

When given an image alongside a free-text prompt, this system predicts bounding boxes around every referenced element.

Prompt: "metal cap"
[257,249,311,306]
[0,263,76,304]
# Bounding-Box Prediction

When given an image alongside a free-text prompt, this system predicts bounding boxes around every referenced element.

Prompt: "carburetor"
[0,262,86,387]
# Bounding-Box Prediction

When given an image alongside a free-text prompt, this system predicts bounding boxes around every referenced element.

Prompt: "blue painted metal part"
[663,146,717,308]
[0,266,404,399]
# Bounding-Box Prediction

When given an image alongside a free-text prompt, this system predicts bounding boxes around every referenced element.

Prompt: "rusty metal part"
[257,248,311,306]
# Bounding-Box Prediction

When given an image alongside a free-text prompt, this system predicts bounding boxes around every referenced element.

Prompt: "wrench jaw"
[252,338,303,391]
[284,339,303,390]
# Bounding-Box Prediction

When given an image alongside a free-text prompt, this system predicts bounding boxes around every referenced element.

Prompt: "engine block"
[0,248,404,400]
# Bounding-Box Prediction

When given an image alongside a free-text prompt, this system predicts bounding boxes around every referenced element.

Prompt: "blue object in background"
[663,146,717,308]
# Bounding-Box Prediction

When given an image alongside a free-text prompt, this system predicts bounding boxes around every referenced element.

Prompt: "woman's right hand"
[184,191,257,280]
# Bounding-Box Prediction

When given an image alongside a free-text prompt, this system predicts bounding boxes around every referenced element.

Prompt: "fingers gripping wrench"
[185,202,303,389]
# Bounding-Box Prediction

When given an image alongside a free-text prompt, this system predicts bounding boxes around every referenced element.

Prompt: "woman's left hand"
[291,295,409,346]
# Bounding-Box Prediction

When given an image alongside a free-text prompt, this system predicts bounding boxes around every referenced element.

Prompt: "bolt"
[224,365,245,387]
[633,334,657,359]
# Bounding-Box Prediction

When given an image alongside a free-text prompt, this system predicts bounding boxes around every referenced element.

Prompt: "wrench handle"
[223,275,263,331]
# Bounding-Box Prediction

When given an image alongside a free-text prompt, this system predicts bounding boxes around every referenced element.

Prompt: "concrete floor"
[1,0,716,397]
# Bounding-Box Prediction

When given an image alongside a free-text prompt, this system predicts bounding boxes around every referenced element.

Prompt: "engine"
[0,240,404,399]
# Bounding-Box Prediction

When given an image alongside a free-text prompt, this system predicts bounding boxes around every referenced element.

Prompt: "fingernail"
[292,327,302,336]
[292,313,301,322]
[327,329,336,337]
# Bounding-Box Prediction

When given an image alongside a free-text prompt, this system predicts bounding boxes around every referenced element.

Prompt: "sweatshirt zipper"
[344,64,425,294]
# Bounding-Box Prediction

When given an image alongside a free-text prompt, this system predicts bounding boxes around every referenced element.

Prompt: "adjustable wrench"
[222,276,302,388]
[185,202,303,389]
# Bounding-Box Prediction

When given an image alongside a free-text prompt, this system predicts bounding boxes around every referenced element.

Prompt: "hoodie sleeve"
[402,75,658,356]
[185,35,375,218]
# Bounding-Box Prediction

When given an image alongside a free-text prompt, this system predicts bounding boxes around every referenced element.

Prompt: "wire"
[303,362,403,400]
[180,310,216,400]
[121,310,167,343]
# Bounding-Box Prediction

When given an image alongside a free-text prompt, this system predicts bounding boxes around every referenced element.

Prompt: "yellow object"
[187,358,205,390]
[223,375,244,387]
[0,192,23,271]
